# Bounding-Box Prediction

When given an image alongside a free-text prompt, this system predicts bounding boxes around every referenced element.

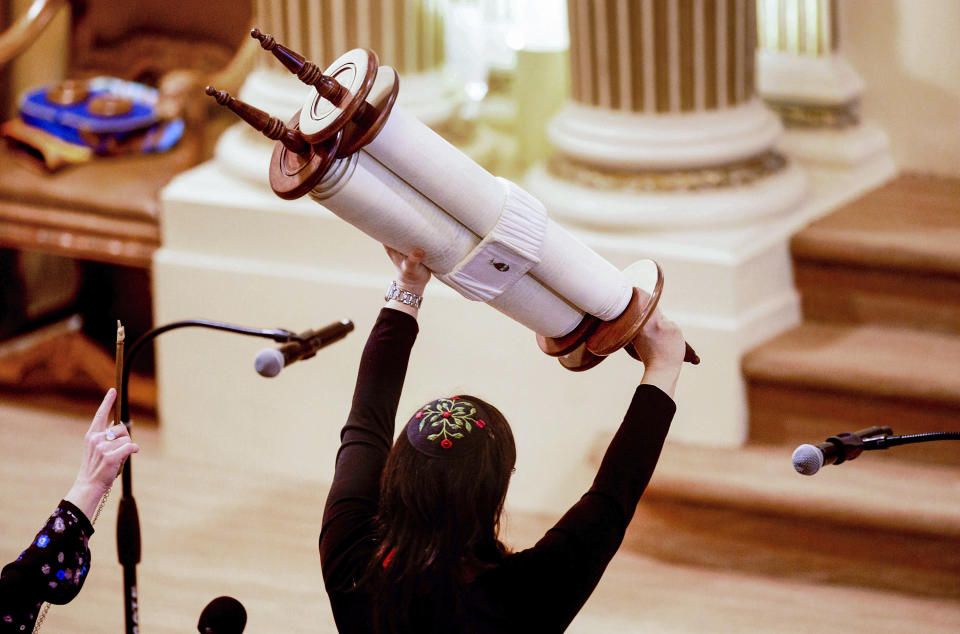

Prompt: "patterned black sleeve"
[0,500,94,632]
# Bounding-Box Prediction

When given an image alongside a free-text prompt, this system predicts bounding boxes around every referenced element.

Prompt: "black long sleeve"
[319,308,419,591]
[497,383,675,631]
[0,500,94,632]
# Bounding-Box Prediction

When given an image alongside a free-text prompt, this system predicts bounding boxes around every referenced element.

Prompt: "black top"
[0,500,94,632]
[319,308,676,633]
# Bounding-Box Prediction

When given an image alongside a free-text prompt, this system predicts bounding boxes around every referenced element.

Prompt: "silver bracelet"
[385,281,422,308]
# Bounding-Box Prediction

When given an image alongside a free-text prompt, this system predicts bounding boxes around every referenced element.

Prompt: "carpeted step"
[614,441,960,601]
[742,322,960,466]
[791,174,960,333]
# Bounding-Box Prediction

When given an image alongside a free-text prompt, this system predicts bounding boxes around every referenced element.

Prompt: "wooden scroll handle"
[251,28,349,106]
[541,260,700,371]
[250,28,386,143]
[204,86,311,156]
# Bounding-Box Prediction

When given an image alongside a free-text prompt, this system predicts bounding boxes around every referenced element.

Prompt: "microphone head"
[198,595,246,633]
[792,444,824,476]
[254,348,284,377]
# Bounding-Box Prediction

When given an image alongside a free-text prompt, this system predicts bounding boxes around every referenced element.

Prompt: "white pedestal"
[777,121,897,204]
[216,65,506,186]
[547,214,808,449]
[757,50,864,105]
[155,159,819,515]
[156,163,684,514]
[755,48,896,223]
[154,114,891,517]
[238,68,312,119]
[548,99,784,170]
[519,133,894,466]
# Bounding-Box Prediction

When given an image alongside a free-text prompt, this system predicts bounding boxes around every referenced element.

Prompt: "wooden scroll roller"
[208,29,699,371]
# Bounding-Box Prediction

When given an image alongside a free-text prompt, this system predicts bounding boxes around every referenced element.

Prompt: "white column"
[528,0,807,229]
[523,0,813,448]
[756,0,895,190]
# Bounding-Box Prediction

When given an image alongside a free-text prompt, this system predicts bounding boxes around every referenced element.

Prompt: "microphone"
[197,596,247,633]
[792,425,893,475]
[255,318,354,377]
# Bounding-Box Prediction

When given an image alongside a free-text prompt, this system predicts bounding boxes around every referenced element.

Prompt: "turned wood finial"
[250,28,275,50]
[250,28,349,106]
[204,85,310,156]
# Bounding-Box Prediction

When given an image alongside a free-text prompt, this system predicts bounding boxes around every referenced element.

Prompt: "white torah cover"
[300,93,634,338]
[310,150,584,338]
[365,106,633,322]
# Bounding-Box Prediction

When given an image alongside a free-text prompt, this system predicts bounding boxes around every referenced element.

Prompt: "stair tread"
[645,441,960,538]
[792,174,960,275]
[743,322,960,405]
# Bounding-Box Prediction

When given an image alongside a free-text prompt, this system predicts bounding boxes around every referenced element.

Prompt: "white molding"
[212,124,275,188]
[525,159,809,229]
[547,98,784,169]
[757,50,864,105]
[777,120,892,168]
[237,68,312,120]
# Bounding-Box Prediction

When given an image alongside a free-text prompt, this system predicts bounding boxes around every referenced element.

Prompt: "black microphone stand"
[116,319,302,634]
[865,431,960,450]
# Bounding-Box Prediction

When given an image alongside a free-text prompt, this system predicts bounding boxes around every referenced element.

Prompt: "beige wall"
[841,0,960,177]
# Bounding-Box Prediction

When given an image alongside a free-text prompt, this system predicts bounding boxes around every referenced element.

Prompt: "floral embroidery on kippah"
[416,398,479,449]
[406,396,497,457]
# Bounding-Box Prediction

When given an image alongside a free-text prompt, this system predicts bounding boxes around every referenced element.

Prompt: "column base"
[548,99,784,169]
[213,123,275,187]
[214,114,510,189]
[237,65,468,129]
[465,123,517,177]
[525,157,808,229]
[397,68,465,128]
[757,50,864,105]
[214,74,506,187]
[238,68,312,120]
[778,120,892,168]
[776,121,897,219]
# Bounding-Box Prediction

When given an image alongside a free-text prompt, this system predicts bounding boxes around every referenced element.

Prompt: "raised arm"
[0,389,138,630]
[319,247,430,587]
[507,310,686,631]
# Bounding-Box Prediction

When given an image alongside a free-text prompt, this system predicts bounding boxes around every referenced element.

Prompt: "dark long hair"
[368,395,516,633]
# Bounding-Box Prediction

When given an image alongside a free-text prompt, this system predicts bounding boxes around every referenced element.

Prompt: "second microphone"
[255,319,354,377]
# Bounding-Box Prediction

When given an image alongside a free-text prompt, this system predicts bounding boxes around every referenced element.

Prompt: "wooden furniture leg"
[0,315,155,412]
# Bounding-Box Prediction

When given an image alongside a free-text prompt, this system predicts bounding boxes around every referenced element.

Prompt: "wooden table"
[0,136,202,410]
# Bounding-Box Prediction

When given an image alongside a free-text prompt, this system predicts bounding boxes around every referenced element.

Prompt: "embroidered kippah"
[405,396,492,457]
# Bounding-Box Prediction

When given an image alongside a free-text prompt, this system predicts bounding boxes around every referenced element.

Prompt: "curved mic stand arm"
[866,431,960,450]
[119,319,298,421]
[114,318,300,634]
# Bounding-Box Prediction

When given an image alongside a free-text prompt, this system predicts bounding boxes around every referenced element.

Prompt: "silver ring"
[105,428,117,441]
